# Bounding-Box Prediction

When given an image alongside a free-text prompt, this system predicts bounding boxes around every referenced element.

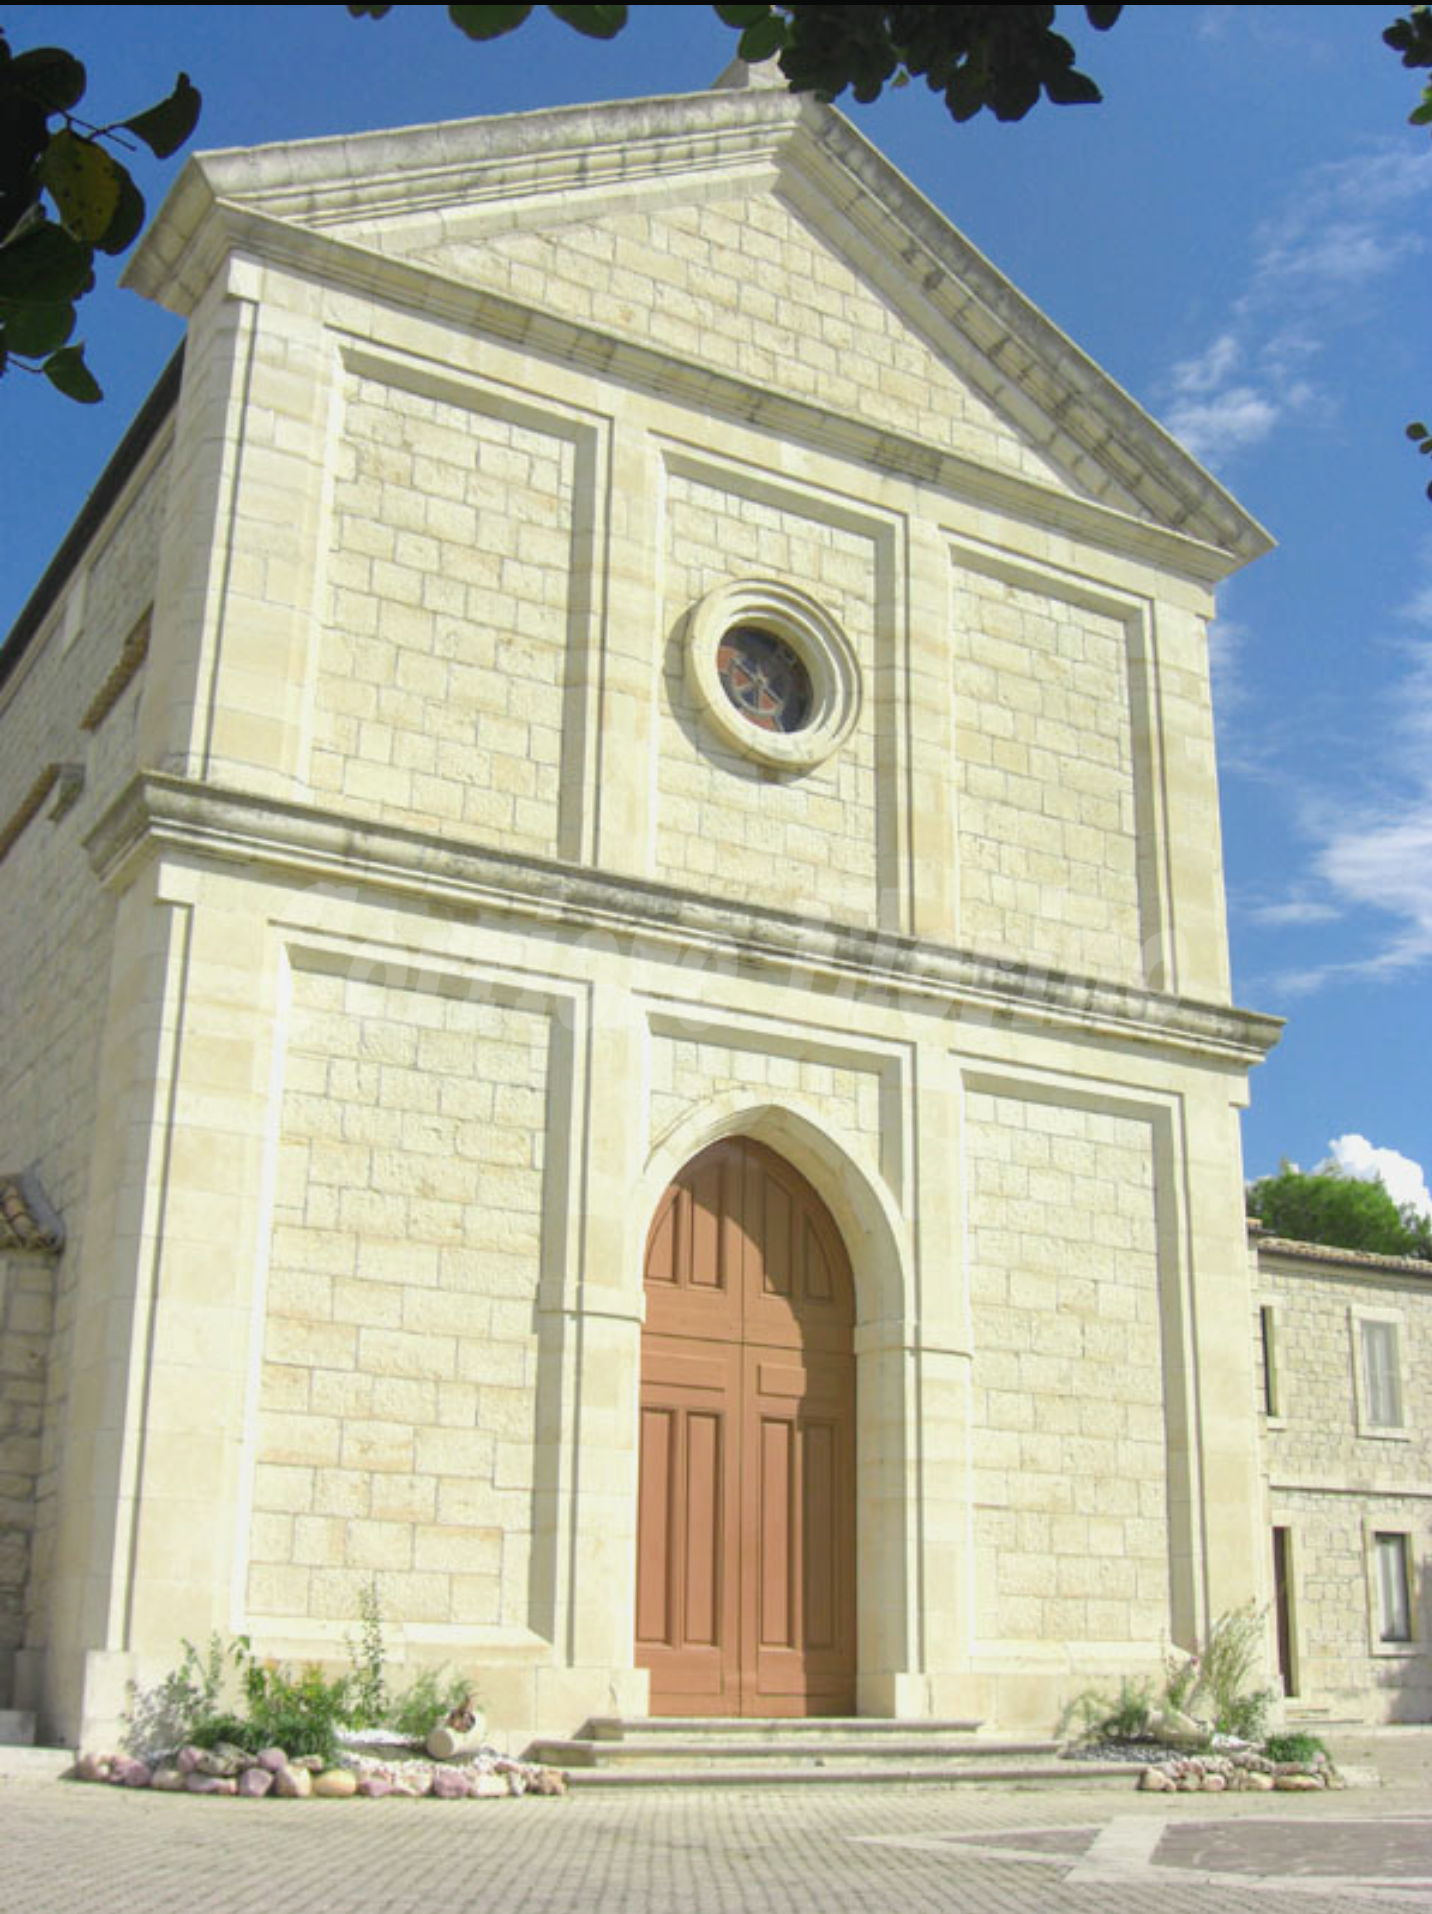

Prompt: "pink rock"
[357,1776,392,1798]
[257,1747,288,1773]
[432,1768,471,1799]
[123,1761,153,1789]
[238,1768,273,1797]
[273,1765,312,1798]
[177,1746,204,1774]
[185,1773,231,1794]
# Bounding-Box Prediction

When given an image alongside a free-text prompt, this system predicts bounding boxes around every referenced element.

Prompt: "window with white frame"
[1373,1531,1413,1646]
[1352,1310,1407,1436]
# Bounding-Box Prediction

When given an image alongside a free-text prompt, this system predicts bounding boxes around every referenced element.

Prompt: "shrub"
[1263,1730,1327,1765]
[344,1577,388,1729]
[237,1648,352,1763]
[386,1666,478,1740]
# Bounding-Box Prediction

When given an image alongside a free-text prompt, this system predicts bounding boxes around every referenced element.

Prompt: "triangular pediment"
[127,86,1269,563]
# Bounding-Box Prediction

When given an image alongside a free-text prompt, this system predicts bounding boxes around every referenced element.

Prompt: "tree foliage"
[1385,7,1432,498]
[0,29,200,403]
[349,5,1124,123]
[1249,1163,1432,1261]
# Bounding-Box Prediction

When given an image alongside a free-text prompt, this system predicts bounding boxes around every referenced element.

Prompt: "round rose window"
[685,581,861,772]
[716,626,813,735]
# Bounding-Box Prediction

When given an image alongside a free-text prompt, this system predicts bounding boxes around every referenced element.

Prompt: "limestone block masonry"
[0,74,1299,1751]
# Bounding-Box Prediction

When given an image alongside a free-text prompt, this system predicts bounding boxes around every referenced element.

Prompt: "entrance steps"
[525,1716,1136,1789]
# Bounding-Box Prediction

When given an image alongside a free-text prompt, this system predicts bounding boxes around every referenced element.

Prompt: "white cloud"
[1319,1134,1432,1219]
[1245,898,1342,928]
[1156,143,1425,477]
[1165,387,1279,464]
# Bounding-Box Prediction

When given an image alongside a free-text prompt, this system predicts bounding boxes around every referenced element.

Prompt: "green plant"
[1197,1602,1278,1738]
[1054,1675,1153,1743]
[235,1643,352,1764]
[344,1577,388,1729]
[385,1665,478,1741]
[1263,1730,1327,1765]
[1162,1646,1200,1715]
[122,1632,231,1760]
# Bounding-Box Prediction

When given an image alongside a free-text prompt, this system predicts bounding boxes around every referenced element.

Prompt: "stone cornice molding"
[123,87,1269,572]
[86,773,1284,1067]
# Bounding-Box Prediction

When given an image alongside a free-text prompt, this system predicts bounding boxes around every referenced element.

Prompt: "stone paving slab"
[4,1761,1432,1914]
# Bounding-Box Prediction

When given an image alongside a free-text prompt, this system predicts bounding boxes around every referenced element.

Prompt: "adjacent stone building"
[0,69,1418,1751]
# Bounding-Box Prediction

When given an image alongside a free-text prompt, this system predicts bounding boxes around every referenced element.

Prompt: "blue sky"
[4,5,1430,1207]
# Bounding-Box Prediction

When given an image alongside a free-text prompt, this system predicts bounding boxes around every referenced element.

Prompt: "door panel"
[637,1138,856,1716]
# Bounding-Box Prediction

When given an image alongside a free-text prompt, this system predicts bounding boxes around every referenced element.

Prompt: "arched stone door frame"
[632,1096,920,1716]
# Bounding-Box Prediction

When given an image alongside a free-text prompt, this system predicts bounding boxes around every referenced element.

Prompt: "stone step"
[0,1710,37,1747]
[560,1759,1138,1791]
[578,1715,983,1741]
[531,1734,1057,1770]
[0,1745,75,1780]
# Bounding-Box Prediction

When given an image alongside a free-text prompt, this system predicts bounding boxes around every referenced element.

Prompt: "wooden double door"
[636,1138,856,1716]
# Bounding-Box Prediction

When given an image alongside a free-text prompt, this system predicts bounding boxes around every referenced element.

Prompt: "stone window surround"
[1350,1306,1409,1441]
[1364,1521,1419,1656]
[1258,1298,1285,1425]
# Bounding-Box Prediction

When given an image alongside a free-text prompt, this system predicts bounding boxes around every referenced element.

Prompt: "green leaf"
[547,5,628,38]
[42,341,102,403]
[0,296,75,357]
[714,4,771,25]
[120,73,201,160]
[446,5,534,39]
[1410,99,1432,124]
[0,220,93,302]
[1407,422,1430,440]
[95,169,145,257]
[6,46,86,113]
[1085,5,1123,28]
[39,129,123,243]
[1043,67,1103,106]
[737,14,789,62]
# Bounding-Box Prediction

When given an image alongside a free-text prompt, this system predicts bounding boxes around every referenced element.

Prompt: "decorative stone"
[432,1767,471,1799]
[357,1775,392,1797]
[122,1760,153,1788]
[273,1765,312,1798]
[238,1767,274,1797]
[1202,1774,1226,1792]
[295,1754,327,1773]
[257,1746,289,1772]
[196,1747,241,1778]
[151,1767,186,1792]
[1245,1771,1275,1790]
[1139,1768,1173,1791]
[177,1746,204,1774]
[313,1769,358,1797]
[185,1773,236,1794]
[1275,1773,1323,1791]
[532,1770,567,1796]
[75,1753,110,1783]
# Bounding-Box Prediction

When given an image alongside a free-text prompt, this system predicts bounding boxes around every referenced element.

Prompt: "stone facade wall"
[1258,1249,1432,1720]
[0,1255,54,1699]
[951,566,1142,983]
[0,442,171,1696]
[649,1028,883,1155]
[312,370,578,855]
[965,1089,1167,1647]
[658,472,880,923]
[416,193,1080,492]
[246,960,550,1634]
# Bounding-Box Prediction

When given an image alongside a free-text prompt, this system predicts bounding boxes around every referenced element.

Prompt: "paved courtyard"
[5,1734,1432,1914]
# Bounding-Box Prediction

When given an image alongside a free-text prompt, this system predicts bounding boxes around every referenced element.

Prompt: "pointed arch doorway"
[635,1137,857,1716]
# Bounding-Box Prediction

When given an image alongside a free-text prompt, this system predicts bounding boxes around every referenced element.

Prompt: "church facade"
[1,72,1320,1750]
